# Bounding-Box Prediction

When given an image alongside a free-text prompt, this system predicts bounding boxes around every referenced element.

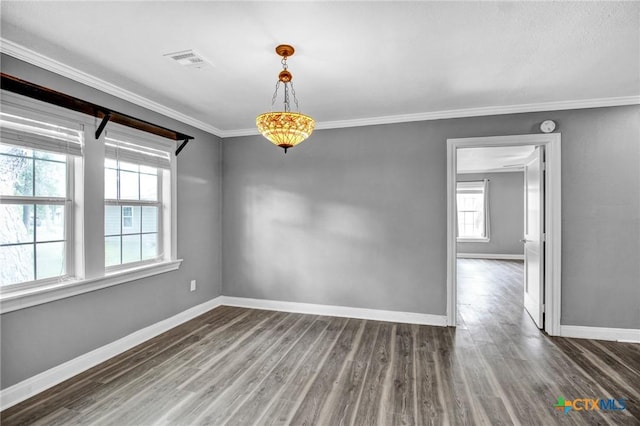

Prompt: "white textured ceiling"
[457,146,536,174]
[1,1,638,137]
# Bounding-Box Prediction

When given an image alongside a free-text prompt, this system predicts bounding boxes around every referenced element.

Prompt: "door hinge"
[542,162,546,172]
[542,304,545,313]
[542,233,547,242]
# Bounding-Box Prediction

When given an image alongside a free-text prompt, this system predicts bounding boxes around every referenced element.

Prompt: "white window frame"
[0,91,181,314]
[456,179,490,242]
[103,126,176,264]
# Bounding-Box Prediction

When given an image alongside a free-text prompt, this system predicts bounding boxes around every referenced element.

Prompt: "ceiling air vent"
[164,50,211,69]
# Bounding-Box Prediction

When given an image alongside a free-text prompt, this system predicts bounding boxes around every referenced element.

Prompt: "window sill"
[457,238,490,243]
[0,259,183,314]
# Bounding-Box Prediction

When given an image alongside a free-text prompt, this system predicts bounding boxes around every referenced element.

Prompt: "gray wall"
[0,55,223,389]
[223,106,640,330]
[457,172,524,255]
[223,123,447,315]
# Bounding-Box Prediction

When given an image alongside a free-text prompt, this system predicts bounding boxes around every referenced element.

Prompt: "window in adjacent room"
[104,135,170,269]
[0,113,82,286]
[456,179,490,242]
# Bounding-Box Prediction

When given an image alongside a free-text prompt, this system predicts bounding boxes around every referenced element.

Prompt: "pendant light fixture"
[256,44,315,153]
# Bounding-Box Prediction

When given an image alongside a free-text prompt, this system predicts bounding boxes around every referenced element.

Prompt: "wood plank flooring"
[2,259,639,425]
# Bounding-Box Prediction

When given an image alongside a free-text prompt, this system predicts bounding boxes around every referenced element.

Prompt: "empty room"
[1,2,639,425]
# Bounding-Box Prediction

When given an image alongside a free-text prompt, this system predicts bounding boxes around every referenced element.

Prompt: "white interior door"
[523,146,544,328]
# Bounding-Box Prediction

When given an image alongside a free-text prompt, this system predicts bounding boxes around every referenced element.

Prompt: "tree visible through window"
[0,146,68,285]
[456,180,489,240]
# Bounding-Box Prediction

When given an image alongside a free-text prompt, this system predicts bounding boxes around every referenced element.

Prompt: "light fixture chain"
[271,80,281,108]
[284,82,290,112]
[289,81,300,112]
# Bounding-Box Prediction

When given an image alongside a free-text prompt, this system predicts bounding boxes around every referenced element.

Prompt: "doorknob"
[520,238,530,243]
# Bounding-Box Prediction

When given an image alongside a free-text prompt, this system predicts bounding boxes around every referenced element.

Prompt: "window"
[0,112,81,286]
[104,135,170,269]
[1,91,180,312]
[456,180,489,241]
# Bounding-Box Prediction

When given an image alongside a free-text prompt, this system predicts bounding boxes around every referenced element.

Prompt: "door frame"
[446,133,562,336]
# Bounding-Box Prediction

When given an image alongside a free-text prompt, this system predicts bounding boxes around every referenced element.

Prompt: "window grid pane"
[36,241,66,280]
[122,234,141,264]
[105,168,117,199]
[105,236,121,267]
[0,204,34,244]
[35,205,65,242]
[0,244,34,285]
[119,170,139,200]
[35,159,66,197]
[141,206,158,233]
[0,150,34,196]
[141,233,158,260]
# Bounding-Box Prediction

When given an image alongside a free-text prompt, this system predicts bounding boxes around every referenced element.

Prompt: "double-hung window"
[0,112,83,286]
[0,90,180,313]
[104,134,171,269]
[456,179,490,242]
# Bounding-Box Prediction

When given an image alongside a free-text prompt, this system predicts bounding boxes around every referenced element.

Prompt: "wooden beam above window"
[1,73,194,153]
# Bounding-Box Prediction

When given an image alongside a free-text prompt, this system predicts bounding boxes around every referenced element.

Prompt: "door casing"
[446,133,562,336]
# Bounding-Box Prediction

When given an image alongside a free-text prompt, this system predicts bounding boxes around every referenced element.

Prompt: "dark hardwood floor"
[2,259,639,425]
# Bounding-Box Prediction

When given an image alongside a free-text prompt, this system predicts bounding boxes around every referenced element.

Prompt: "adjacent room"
[1,2,639,425]
[455,146,530,328]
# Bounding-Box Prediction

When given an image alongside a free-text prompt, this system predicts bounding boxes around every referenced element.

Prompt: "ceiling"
[457,146,535,174]
[1,2,638,138]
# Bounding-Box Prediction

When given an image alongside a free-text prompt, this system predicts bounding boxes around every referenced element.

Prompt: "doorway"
[446,134,562,336]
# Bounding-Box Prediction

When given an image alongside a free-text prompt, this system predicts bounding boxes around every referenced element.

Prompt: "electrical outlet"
[190,280,196,292]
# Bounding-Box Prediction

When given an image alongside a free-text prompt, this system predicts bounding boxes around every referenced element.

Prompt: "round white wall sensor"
[540,120,556,133]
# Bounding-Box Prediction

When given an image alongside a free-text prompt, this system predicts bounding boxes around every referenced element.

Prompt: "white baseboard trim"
[0,296,224,410]
[457,253,524,260]
[220,296,448,327]
[560,325,640,343]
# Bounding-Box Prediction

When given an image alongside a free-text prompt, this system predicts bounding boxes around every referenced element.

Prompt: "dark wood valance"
[1,73,194,155]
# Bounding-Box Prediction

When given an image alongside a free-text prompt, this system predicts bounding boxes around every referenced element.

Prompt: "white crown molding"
[560,325,640,343]
[220,128,261,138]
[0,296,224,410]
[226,95,640,137]
[3,38,639,139]
[316,97,640,130]
[220,296,448,326]
[0,38,225,137]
